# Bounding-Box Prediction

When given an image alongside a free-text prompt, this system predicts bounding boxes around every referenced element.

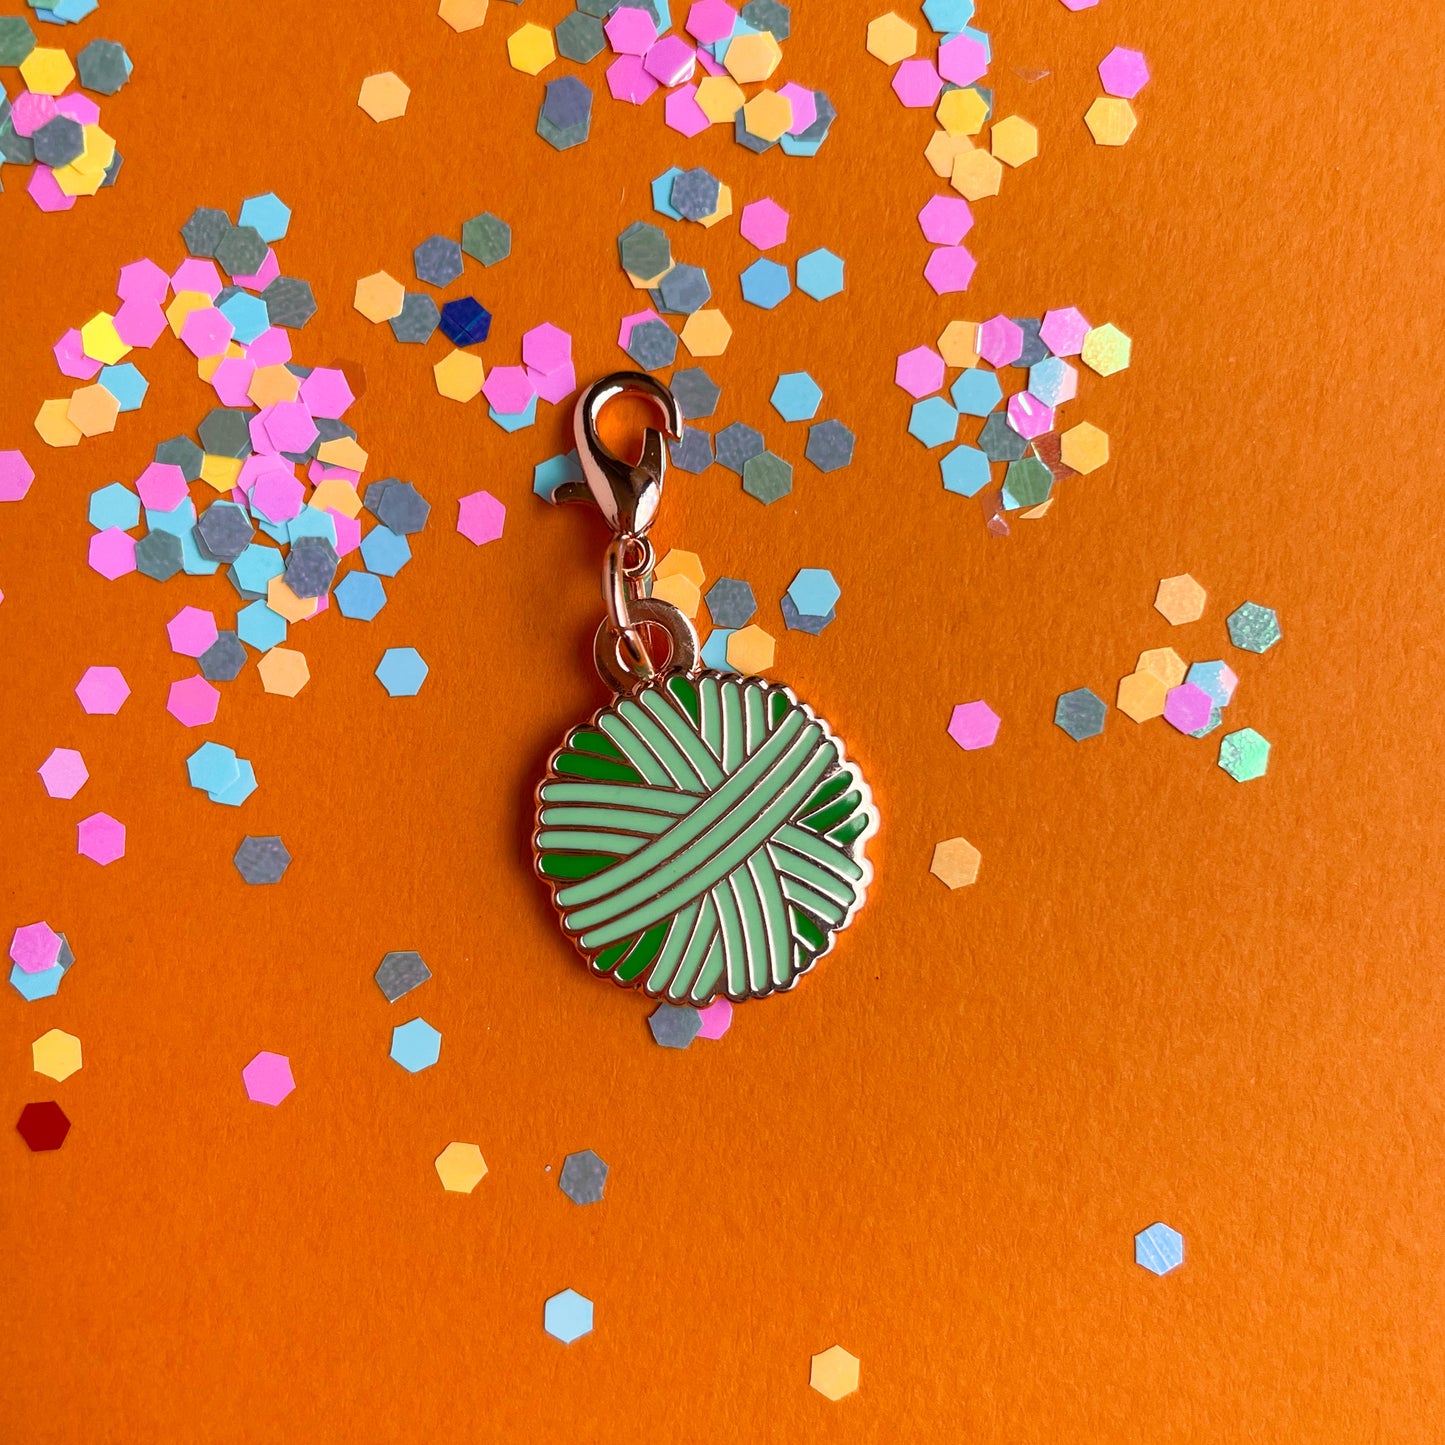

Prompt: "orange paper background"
[4,0,1444,1439]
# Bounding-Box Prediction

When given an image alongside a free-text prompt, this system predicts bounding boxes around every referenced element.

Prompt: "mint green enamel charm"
[532,372,877,1004]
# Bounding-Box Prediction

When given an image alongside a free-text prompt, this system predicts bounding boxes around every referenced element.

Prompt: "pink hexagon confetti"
[77,812,125,866]
[136,462,188,512]
[233,247,281,292]
[76,665,130,714]
[29,166,76,213]
[918,196,973,246]
[54,329,103,380]
[167,605,219,657]
[55,92,100,126]
[38,747,88,800]
[664,83,709,137]
[242,1050,296,1106]
[1099,46,1150,99]
[10,921,62,975]
[114,299,169,349]
[977,315,1025,367]
[530,361,577,404]
[779,82,817,134]
[643,34,696,86]
[892,58,943,108]
[482,365,536,416]
[331,510,362,556]
[457,489,506,545]
[1164,683,1214,735]
[88,528,137,580]
[261,401,318,454]
[938,33,989,86]
[895,346,946,399]
[180,307,235,359]
[248,326,291,366]
[685,0,737,44]
[167,676,221,728]
[118,258,170,305]
[606,5,658,54]
[299,367,355,419]
[923,246,977,296]
[211,356,257,407]
[1039,306,1091,357]
[522,323,572,375]
[1059,0,1099,9]
[607,53,658,104]
[12,92,57,136]
[740,198,789,250]
[172,258,223,300]
[0,450,36,502]
[948,700,1001,751]
[251,472,304,523]
[696,997,733,1039]
[1007,391,1054,439]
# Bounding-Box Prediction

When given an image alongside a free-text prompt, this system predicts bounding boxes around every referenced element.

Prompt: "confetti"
[390,1018,443,1072]
[37,746,87,799]
[947,700,999,751]
[358,72,410,122]
[1054,687,1107,740]
[741,450,792,504]
[376,646,429,696]
[1099,46,1150,99]
[76,811,125,865]
[726,623,775,674]
[31,1028,82,1082]
[1226,601,1281,654]
[648,1003,701,1049]
[375,950,431,1002]
[1219,727,1270,782]
[796,248,844,300]
[1084,96,1137,147]
[810,1346,860,1400]
[16,1100,70,1152]
[930,837,981,889]
[559,1149,609,1205]
[1135,1222,1184,1275]
[544,1289,594,1344]
[435,1142,488,1193]
[241,1051,295,1105]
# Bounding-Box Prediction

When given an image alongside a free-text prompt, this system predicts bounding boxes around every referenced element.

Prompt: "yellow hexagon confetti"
[200,454,243,491]
[743,90,792,143]
[434,348,486,402]
[438,0,489,32]
[354,271,406,323]
[435,1141,488,1193]
[20,46,75,96]
[80,312,129,365]
[651,572,700,618]
[35,398,81,448]
[1085,95,1137,147]
[680,308,732,358]
[810,1346,860,1401]
[318,436,369,473]
[258,646,311,697]
[991,115,1038,167]
[930,837,981,889]
[67,384,120,438]
[951,148,1003,201]
[695,75,745,122]
[937,320,981,369]
[655,548,705,587]
[1137,647,1187,689]
[358,71,411,123]
[507,22,555,75]
[309,480,363,519]
[1117,671,1168,723]
[699,182,733,229]
[726,624,775,676]
[937,86,988,137]
[866,12,916,64]
[1081,323,1132,377]
[924,129,971,179]
[32,1028,82,1082]
[1154,574,1207,626]
[267,576,319,624]
[1059,421,1109,474]
[724,30,781,82]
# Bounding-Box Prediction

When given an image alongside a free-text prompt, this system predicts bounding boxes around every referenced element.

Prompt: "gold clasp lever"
[559,371,684,539]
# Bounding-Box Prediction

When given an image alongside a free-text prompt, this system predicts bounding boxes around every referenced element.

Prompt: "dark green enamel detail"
[800,790,862,833]
[769,690,790,727]
[667,674,701,723]
[570,728,628,763]
[798,769,851,819]
[828,813,870,846]
[554,750,645,784]
[615,921,669,982]
[791,908,826,953]
[540,851,614,880]
[593,938,632,974]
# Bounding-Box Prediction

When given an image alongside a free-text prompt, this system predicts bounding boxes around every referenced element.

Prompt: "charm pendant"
[532,373,877,1006]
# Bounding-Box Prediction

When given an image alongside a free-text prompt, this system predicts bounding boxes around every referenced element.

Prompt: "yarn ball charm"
[533,671,877,1005]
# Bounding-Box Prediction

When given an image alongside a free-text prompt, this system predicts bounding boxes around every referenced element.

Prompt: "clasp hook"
[560,371,683,538]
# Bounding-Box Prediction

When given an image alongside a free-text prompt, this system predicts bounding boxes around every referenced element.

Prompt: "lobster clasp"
[562,371,684,538]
